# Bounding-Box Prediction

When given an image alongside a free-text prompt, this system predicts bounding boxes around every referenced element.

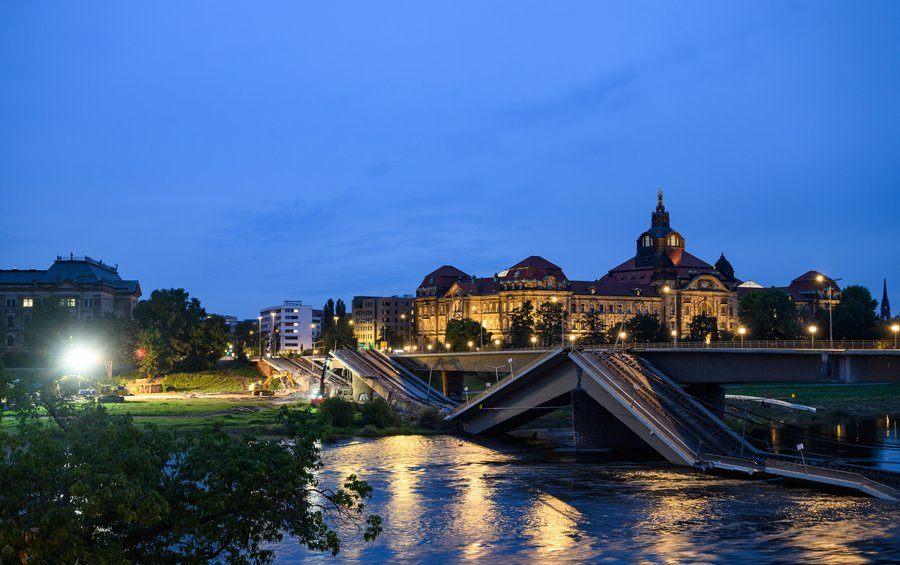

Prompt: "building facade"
[258,301,322,355]
[415,193,836,347]
[0,255,141,353]
[351,295,416,350]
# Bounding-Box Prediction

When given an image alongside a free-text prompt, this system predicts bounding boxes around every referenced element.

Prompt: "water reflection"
[275,433,900,563]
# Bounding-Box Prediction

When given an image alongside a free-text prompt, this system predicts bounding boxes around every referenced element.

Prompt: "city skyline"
[2,2,898,318]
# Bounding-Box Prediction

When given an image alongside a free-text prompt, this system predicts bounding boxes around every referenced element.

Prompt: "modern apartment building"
[258,300,322,355]
[351,295,416,350]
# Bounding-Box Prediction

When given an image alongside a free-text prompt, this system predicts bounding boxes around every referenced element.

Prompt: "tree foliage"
[627,313,667,343]
[832,285,879,339]
[231,319,257,360]
[738,290,800,339]
[689,314,719,342]
[535,302,567,347]
[132,289,228,375]
[0,368,380,563]
[318,299,357,354]
[445,318,491,351]
[508,301,535,348]
[581,310,607,345]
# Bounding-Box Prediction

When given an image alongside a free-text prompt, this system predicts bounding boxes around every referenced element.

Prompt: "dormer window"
[668,235,680,247]
[642,235,652,247]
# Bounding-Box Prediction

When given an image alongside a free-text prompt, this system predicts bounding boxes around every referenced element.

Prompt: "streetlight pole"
[809,325,817,349]
[817,274,841,348]
[892,324,899,349]
[270,312,277,357]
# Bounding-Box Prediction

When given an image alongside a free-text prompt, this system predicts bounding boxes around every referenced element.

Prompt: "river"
[271,417,900,563]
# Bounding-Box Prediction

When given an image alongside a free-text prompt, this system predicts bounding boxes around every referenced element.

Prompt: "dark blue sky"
[2,2,898,318]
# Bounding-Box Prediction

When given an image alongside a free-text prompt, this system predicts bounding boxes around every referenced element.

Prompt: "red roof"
[419,265,471,290]
[500,255,568,282]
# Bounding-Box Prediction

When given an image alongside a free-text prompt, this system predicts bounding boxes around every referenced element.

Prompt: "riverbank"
[724,383,900,421]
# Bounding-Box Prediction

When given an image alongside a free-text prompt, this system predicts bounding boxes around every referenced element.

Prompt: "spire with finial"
[651,189,670,227]
[882,279,892,320]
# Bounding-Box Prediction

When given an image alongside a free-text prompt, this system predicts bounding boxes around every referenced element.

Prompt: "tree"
[378,326,396,348]
[24,297,75,354]
[445,318,491,351]
[132,289,227,374]
[627,313,667,343]
[582,310,607,345]
[0,368,380,563]
[232,319,257,360]
[832,285,879,339]
[606,313,666,343]
[317,298,357,354]
[508,301,535,348]
[738,290,800,339]
[689,314,719,342]
[535,302,567,347]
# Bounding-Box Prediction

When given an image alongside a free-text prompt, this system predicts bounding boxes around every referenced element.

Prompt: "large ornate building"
[0,255,142,352]
[414,193,838,347]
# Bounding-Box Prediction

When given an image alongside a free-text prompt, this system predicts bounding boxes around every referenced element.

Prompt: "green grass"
[157,371,248,393]
[101,398,260,417]
[725,383,900,406]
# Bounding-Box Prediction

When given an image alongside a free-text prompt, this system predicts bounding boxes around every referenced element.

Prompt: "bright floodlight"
[64,345,99,372]
[892,324,900,333]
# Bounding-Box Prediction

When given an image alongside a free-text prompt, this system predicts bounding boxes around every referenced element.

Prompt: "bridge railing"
[627,339,897,351]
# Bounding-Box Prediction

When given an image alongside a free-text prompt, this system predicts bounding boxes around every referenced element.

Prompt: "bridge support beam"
[684,383,725,420]
[572,389,646,451]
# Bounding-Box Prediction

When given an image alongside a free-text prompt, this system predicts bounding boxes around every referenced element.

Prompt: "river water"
[272,419,900,563]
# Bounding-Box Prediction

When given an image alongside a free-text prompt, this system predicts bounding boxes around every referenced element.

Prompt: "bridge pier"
[571,389,645,451]
[684,383,725,420]
[351,374,375,402]
[442,368,464,401]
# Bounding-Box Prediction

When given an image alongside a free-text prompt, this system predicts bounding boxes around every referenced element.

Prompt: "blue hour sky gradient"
[2,2,899,318]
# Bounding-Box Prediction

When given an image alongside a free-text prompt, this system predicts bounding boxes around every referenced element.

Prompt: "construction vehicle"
[96,384,127,403]
[248,371,301,397]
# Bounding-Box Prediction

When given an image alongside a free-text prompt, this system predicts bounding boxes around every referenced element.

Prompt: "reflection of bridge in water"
[427,348,900,500]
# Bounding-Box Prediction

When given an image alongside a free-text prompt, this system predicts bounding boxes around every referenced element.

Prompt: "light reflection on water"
[272,434,900,563]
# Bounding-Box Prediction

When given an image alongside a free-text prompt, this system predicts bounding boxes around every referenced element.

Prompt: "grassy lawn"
[725,383,900,416]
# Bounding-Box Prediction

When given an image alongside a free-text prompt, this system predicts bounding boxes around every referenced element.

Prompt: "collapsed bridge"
[446,348,900,501]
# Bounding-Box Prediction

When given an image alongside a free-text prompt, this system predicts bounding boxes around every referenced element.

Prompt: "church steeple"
[651,189,670,227]
[882,279,892,320]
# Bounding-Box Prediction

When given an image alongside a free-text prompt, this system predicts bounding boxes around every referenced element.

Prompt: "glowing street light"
[467,340,474,351]
[738,327,746,348]
[892,324,899,349]
[445,342,452,351]
[530,335,537,349]
[808,325,818,348]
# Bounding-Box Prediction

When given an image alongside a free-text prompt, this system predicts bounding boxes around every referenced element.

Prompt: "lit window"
[23,298,33,308]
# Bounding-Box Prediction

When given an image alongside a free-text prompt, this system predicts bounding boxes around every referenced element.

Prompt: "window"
[59,298,76,308]
[23,298,33,308]
[5,298,15,308]
[6,315,14,328]
[84,298,94,308]
[642,235,651,247]
[5,335,12,347]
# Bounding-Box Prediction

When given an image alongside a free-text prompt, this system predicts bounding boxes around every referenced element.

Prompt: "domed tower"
[635,191,684,275]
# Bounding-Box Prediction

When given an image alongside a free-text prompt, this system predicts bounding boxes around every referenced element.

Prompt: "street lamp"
[270,312,277,357]
[569,334,576,349]
[738,326,746,348]
[493,338,501,349]
[530,335,537,349]
[467,340,474,351]
[808,325,818,348]
[892,324,899,349]
[445,342,452,351]
[662,284,681,344]
[817,274,841,348]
